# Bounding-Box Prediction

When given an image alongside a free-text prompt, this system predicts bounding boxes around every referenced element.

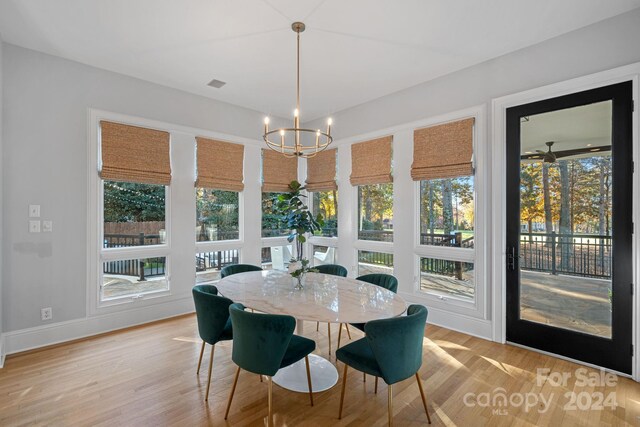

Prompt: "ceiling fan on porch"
[521,141,611,162]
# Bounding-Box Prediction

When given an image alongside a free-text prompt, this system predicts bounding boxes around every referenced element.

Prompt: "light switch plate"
[29,220,41,233]
[29,205,41,218]
[43,220,53,232]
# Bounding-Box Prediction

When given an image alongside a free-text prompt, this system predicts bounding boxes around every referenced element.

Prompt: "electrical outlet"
[42,220,53,232]
[29,204,41,218]
[29,220,41,233]
[41,307,52,321]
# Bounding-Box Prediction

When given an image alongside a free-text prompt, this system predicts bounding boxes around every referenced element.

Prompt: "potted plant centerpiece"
[272,180,324,290]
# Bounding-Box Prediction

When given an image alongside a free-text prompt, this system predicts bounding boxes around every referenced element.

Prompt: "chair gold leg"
[204,344,215,401]
[268,376,274,427]
[316,321,319,332]
[345,324,352,339]
[224,366,241,420]
[338,364,348,419]
[374,376,378,394]
[388,384,393,427]
[328,323,332,355]
[259,374,263,382]
[363,372,366,382]
[196,341,205,375]
[415,373,432,424]
[337,323,343,350]
[304,356,314,406]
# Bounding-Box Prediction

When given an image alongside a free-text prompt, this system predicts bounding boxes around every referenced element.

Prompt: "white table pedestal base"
[273,354,339,393]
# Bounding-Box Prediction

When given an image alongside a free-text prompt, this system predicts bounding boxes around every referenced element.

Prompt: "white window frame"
[194,187,244,283]
[356,248,395,277]
[88,111,173,313]
[353,181,395,279]
[307,188,339,264]
[411,106,488,319]
[354,183,395,247]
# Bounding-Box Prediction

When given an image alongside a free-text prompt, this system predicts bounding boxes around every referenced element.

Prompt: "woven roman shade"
[412,118,475,181]
[305,149,337,191]
[262,149,299,192]
[350,136,393,186]
[195,137,244,191]
[100,121,171,185]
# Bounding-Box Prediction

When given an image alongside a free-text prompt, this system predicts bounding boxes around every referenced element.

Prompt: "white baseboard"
[3,296,195,356]
[0,334,5,368]
[425,305,493,341]
[398,292,493,340]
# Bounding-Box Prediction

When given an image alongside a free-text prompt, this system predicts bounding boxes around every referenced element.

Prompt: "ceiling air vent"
[207,79,226,89]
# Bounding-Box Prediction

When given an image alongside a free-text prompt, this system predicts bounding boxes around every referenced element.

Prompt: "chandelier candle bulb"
[261,22,333,158]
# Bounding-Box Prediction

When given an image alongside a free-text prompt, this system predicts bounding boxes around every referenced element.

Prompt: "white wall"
[0,38,5,364]
[3,8,640,354]
[305,9,640,338]
[1,43,273,337]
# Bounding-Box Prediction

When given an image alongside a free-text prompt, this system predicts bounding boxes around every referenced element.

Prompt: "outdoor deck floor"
[520,270,611,337]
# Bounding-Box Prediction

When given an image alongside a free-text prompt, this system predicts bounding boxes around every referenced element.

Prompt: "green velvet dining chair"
[192,284,234,401]
[220,263,263,278]
[336,304,430,426]
[337,273,399,350]
[314,264,349,354]
[225,303,316,426]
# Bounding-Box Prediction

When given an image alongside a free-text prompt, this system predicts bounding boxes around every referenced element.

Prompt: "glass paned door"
[506,82,633,374]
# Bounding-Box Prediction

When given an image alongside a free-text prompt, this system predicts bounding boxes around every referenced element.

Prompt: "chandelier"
[263,22,333,158]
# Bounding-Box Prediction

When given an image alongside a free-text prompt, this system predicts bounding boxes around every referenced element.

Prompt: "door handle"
[507,247,517,271]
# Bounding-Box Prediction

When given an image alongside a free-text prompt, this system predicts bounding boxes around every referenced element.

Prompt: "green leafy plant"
[272,180,324,260]
[288,258,317,278]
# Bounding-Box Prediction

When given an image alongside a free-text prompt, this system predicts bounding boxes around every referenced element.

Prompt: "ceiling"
[521,101,612,159]
[1,1,639,121]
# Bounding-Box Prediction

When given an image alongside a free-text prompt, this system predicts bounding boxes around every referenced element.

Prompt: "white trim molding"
[491,62,640,381]
[4,295,194,355]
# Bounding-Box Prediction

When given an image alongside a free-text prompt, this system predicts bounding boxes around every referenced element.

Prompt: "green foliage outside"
[196,188,239,240]
[104,181,165,222]
[271,180,324,260]
[520,157,612,235]
[420,177,474,236]
[312,190,338,237]
[262,192,289,237]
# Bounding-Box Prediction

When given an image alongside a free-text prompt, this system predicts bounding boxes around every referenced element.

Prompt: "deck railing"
[519,232,611,279]
[104,233,239,280]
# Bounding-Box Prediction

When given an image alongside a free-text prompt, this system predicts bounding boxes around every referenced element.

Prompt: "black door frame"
[506,81,633,374]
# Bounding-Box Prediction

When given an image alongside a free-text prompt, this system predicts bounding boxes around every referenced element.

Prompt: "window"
[357,183,393,242]
[102,257,168,301]
[261,245,293,271]
[196,189,239,241]
[419,177,474,247]
[196,250,240,283]
[312,245,337,266]
[262,192,288,237]
[312,191,338,237]
[412,117,477,303]
[102,181,169,300]
[97,120,172,306]
[104,181,166,246]
[419,257,474,300]
[358,250,394,276]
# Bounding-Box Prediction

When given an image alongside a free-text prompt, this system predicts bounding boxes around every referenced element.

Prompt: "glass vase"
[293,273,305,291]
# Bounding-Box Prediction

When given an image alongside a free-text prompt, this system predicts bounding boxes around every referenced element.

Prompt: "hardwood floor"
[1,314,639,426]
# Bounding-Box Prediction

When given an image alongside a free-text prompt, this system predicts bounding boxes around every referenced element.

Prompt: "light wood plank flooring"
[1,314,639,426]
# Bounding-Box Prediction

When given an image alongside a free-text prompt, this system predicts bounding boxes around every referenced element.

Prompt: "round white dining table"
[216,270,407,393]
